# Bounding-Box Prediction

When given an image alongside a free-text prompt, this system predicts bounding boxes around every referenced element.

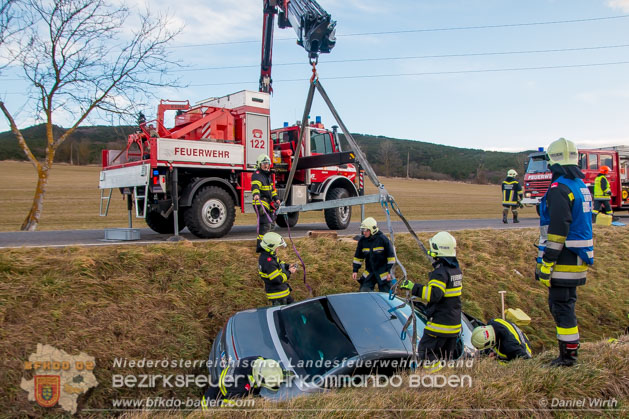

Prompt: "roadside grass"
[1,226,628,415]
[0,160,536,231]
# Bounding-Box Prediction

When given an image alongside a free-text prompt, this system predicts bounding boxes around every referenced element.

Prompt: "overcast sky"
[2,0,629,152]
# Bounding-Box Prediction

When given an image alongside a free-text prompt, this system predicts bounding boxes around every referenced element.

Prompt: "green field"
[0,160,536,232]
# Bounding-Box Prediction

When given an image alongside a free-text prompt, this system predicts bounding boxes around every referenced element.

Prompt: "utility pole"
[70,143,73,165]
[406,151,410,178]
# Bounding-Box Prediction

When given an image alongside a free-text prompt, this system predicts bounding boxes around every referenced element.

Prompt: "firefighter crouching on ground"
[471,319,532,362]
[352,217,396,292]
[252,154,281,253]
[502,169,523,223]
[259,232,297,306]
[400,231,462,372]
[203,356,284,407]
[592,165,613,219]
[537,138,594,367]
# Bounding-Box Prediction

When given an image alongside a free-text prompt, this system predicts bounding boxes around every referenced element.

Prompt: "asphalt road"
[0,217,541,249]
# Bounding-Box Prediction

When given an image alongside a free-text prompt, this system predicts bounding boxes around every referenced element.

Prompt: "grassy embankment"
[1,226,628,416]
[0,160,536,231]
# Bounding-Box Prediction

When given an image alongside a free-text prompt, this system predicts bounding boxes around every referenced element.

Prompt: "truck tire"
[324,187,352,230]
[145,209,185,234]
[184,186,235,238]
[276,212,299,228]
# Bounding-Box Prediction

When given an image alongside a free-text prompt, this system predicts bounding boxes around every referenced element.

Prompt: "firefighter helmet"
[428,231,456,258]
[360,217,379,234]
[507,169,518,178]
[599,165,610,175]
[546,138,578,166]
[471,325,496,350]
[256,154,271,169]
[252,358,284,391]
[260,232,286,253]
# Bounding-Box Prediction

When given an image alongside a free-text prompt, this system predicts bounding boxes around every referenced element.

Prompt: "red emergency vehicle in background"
[521,146,629,212]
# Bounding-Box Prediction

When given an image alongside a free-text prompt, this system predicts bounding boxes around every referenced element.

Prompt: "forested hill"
[0,124,530,184]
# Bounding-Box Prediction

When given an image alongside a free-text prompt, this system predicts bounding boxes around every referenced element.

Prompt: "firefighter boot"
[550,341,579,367]
[502,209,508,224]
[513,211,520,223]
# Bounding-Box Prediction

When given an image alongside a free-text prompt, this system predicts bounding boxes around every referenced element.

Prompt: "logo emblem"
[34,375,60,408]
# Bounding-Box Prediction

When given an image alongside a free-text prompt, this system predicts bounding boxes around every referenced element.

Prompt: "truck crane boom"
[260,0,336,93]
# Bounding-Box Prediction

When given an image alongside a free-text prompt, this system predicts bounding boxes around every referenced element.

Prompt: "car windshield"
[276,298,358,377]
[526,157,548,173]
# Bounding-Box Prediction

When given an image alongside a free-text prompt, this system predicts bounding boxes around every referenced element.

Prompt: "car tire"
[184,186,235,238]
[276,212,299,228]
[324,187,351,230]
[145,209,185,234]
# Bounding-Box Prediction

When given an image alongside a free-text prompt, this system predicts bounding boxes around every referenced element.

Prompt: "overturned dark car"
[208,292,479,399]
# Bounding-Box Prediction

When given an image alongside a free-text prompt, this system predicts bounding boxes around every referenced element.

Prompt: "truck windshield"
[310,131,333,154]
[526,157,548,174]
[276,298,358,377]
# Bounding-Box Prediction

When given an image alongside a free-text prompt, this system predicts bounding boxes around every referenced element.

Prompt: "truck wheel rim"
[202,199,226,228]
[339,206,350,223]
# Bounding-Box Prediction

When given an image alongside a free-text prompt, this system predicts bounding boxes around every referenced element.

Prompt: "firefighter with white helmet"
[502,169,523,223]
[352,217,396,292]
[258,232,297,306]
[537,138,593,366]
[400,231,462,372]
[203,356,285,407]
[252,154,281,252]
[471,319,532,362]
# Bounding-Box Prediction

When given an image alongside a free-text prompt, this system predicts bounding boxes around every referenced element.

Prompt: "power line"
[171,14,629,48]
[188,60,629,87]
[170,43,629,72]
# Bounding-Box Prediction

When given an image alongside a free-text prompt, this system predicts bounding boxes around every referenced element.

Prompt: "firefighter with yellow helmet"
[258,232,297,306]
[252,154,281,252]
[352,217,396,292]
[471,319,532,362]
[400,231,462,371]
[502,169,523,223]
[537,138,593,366]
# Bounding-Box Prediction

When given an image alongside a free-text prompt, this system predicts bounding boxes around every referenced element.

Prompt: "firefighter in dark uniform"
[400,231,462,372]
[352,217,396,293]
[502,169,523,223]
[252,154,281,252]
[258,232,297,306]
[537,138,594,367]
[203,356,284,408]
[471,319,532,362]
[592,165,613,219]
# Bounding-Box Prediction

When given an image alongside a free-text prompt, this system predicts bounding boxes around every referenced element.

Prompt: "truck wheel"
[145,209,185,234]
[184,186,235,238]
[324,187,351,230]
[276,212,299,228]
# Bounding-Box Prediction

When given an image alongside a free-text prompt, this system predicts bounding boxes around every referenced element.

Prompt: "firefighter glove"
[400,279,414,291]
[253,194,260,201]
[538,260,554,287]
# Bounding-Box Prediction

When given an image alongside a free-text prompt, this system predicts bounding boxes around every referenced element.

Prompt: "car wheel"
[145,208,185,234]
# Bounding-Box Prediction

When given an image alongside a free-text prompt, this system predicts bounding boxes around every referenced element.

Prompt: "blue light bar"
[283,122,289,127]
[538,147,544,152]
[316,116,322,124]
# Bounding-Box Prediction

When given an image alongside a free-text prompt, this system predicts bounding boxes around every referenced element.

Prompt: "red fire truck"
[521,146,629,212]
[99,90,361,238]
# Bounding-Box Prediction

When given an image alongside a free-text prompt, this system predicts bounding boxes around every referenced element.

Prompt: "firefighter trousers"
[548,286,579,343]
[270,295,294,306]
[358,275,391,293]
[593,199,612,215]
[417,333,458,362]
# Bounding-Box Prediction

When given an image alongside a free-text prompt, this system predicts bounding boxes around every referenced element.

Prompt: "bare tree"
[378,140,402,177]
[0,0,181,230]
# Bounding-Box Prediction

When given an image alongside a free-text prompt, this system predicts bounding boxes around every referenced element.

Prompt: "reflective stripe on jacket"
[502,178,523,205]
[259,250,291,299]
